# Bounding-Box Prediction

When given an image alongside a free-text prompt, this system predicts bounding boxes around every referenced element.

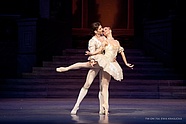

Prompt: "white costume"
[71,36,104,114]
[89,40,124,81]
[60,36,124,115]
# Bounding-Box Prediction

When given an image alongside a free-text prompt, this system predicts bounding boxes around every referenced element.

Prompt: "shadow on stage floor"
[0,98,185,124]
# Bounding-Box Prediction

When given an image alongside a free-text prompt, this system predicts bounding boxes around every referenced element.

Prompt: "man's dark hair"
[90,22,101,36]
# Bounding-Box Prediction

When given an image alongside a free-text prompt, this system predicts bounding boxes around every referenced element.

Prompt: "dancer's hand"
[85,51,92,56]
[90,60,97,67]
[126,63,134,69]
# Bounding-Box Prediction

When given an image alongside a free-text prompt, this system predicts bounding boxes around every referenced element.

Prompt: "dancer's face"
[103,27,111,36]
[95,25,103,36]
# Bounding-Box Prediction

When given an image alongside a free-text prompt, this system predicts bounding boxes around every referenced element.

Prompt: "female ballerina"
[56,27,134,115]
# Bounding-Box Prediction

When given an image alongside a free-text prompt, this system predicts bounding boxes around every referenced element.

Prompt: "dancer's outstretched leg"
[56,62,91,72]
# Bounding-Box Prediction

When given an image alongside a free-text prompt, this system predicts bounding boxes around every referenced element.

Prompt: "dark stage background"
[0,0,185,78]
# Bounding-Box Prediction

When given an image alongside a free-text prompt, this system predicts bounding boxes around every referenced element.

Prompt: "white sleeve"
[118,47,124,53]
[88,39,96,53]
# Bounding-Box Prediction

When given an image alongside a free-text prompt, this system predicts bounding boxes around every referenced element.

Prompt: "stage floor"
[0,98,185,124]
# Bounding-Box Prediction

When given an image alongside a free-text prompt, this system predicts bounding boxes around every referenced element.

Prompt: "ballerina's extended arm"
[118,44,134,69]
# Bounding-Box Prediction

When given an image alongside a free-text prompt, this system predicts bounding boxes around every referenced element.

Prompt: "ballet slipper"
[56,67,68,72]
[102,104,109,115]
[99,110,105,115]
[89,60,97,67]
[70,106,79,115]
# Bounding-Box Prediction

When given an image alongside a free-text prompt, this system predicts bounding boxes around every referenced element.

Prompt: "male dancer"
[57,22,105,114]
[71,22,105,114]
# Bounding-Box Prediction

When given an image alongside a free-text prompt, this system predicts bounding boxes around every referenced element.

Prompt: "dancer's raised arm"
[117,42,134,69]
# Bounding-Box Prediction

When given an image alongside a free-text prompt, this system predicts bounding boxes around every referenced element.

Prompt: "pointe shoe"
[56,67,67,72]
[99,109,105,115]
[102,104,109,115]
[71,106,79,115]
[99,111,105,115]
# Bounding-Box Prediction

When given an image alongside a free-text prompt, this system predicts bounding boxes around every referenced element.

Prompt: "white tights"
[101,71,111,115]
[57,62,111,115]
[56,62,100,72]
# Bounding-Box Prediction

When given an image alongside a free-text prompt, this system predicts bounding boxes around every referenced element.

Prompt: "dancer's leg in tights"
[98,69,104,115]
[56,62,98,72]
[70,67,100,114]
[56,62,104,115]
[101,71,111,115]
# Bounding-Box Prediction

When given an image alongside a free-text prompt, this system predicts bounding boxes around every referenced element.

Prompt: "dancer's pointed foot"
[71,106,79,115]
[56,67,67,72]
[104,110,109,116]
[102,104,109,115]
[99,107,105,115]
[99,110,105,115]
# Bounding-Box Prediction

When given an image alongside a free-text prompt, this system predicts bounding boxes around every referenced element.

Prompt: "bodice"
[104,44,120,62]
